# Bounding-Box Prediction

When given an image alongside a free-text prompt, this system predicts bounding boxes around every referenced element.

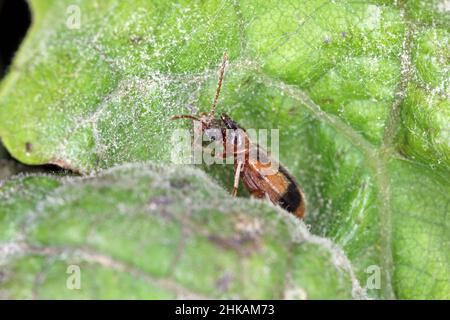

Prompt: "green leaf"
[0,163,361,299]
[0,0,449,299]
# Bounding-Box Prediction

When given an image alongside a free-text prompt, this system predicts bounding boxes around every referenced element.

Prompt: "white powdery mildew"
[437,0,450,12]
[362,5,382,31]
[398,8,412,100]
[284,210,368,300]
[54,78,135,163]
[55,64,216,172]
[340,177,371,246]
[0,242,27,265]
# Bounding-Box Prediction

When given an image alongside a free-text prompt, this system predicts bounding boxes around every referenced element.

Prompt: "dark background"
[0,0,31,78]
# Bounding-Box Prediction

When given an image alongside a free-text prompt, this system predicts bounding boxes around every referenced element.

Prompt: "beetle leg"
[232,161,243,197]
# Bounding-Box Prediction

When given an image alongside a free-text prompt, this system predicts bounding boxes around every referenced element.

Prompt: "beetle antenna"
[170,114,207,125]
[210,52,228,117]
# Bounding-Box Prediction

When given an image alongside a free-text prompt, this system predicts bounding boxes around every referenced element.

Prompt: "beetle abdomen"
[276,166,306,218]
[242,159,306,219]
[277,180,305,218]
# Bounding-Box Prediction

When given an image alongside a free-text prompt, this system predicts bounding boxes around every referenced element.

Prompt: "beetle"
[171,53,306,218]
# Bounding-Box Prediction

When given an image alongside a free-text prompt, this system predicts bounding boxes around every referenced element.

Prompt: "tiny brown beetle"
[171,53,306,218]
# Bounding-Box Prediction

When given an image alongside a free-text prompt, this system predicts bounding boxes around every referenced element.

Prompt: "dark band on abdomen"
[277,166,303,214]
[278,181,302,213]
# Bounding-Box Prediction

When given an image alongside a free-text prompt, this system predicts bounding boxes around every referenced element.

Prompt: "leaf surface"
[0,163,361,299]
